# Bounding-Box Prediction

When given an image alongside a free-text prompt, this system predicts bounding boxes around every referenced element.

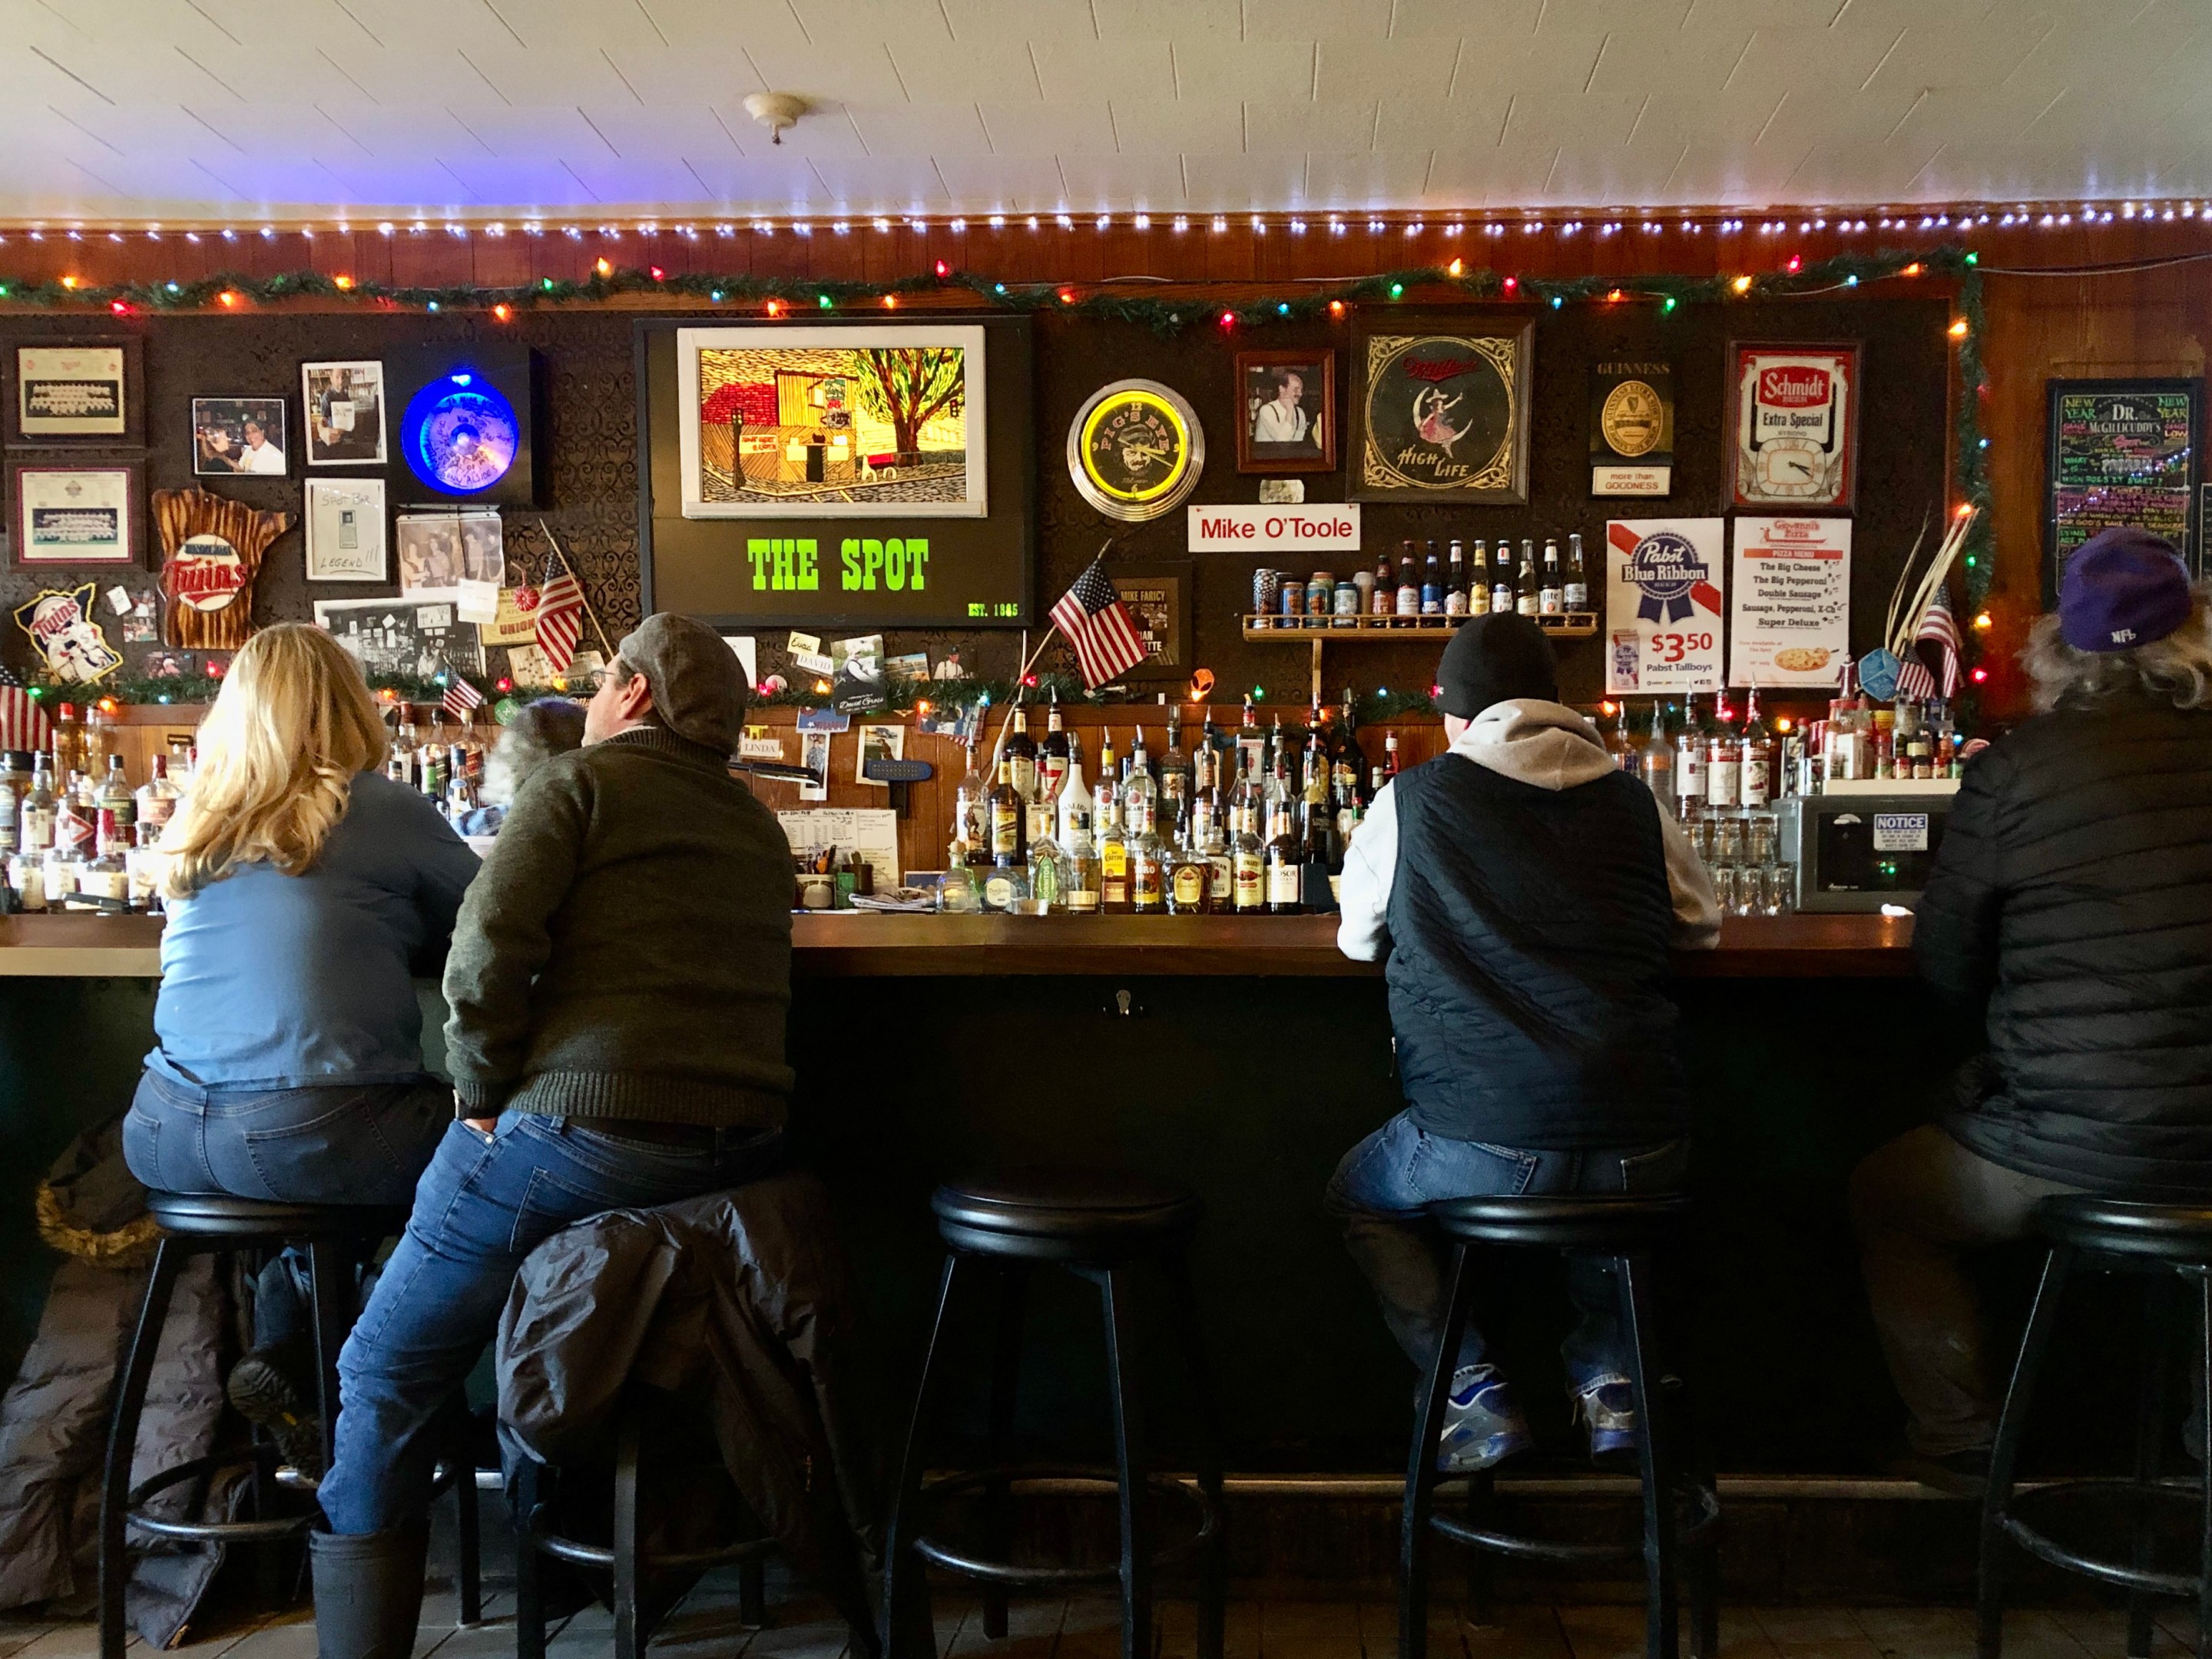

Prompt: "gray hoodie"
[1337,698,1722,962]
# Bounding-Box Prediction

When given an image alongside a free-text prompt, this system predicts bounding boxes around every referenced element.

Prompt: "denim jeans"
[1324,1109,1690,1395]
[318,1110,781,1536]
[123,1068,449,1207]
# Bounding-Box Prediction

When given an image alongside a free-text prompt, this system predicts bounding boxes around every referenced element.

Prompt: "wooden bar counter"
[0,909,1912,979]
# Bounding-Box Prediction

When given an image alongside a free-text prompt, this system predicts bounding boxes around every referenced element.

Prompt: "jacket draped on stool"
[495,1172,883,1583]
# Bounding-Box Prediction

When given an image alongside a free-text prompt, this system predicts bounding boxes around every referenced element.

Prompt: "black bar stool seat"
[882,1169,1226,1659]
[1402,1191,1718,1659]
[100,1192,478,1659]
[1979,1195,2212,1659]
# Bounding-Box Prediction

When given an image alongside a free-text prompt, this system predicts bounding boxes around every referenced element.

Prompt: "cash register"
[1774,779,1960,912]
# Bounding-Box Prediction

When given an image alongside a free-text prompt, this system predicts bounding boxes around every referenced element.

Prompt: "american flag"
[1894,598,1963,701]
[440,672,485,721]
[1048,558,1148,690]
[0,665,52,754]
[532,574,586,674]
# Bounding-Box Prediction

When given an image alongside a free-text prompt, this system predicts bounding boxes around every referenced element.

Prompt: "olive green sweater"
[442,725,795,1126]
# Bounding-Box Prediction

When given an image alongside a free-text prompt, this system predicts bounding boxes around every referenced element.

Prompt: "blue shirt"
[148,772,481,1089]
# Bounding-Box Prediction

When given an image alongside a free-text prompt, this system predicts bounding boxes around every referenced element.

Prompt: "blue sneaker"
[1576,1377,1638,1463]
[1435,1365,1533,1474]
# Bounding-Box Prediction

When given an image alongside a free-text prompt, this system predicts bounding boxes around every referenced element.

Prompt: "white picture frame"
[301,359,387,466]
[304,478,389,582]
[674,324,987,519]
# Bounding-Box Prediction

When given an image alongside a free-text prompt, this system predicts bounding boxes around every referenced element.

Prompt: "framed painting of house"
[673,325,988,519]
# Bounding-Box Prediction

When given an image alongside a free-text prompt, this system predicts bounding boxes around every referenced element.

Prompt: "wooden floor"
[0,1579,2193,1659]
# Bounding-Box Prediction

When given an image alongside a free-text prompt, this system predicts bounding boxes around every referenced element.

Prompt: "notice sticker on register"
[1873,812,1929,853]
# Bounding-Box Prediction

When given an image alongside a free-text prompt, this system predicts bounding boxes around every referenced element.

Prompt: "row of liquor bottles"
[2,747,184,912]
[1255,535,1592,626]
[940,698,1379,915]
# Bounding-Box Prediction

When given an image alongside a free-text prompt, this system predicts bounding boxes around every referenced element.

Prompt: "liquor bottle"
[1230,782,1267,914]
[0,763,15,860]
[936,843,983,911]
[1491,545,1515,618]
[981,858,1030,915]
[1123,728,1158,842]
[55,773,94,865]
[1301,710,1329,816]
[126,823,162,913]
[1705,698,1740,814]
[1098,776,1129,914]
[1637,704,1674,801]
[51,702,88,780]
[1062,818,1102,914]
[1604,707,1637,771]
[43,801,81,906]
[1160,705,1191,825]
[20,757,55,858]
[7,835,45,910]
[1202,781,1233,912]
[1330,688,1363,810]
[1469,540,1491,616]
[1130,805,1166,914]
[1395,542,1420,623]
[1058,732,1093,847]
[1028,829,1066,912]
[1301,789,1337,913]
[1235,696,1264,780]
[1188,730,1220,854]
[1005,704,1038,803]
[1565,532,1590,612]
[1421,541,1444,615]
[1263,721,1291,814]
[98,754,134,839]
[78,809,128,905]
[1384,729,1402,780]
[1167,817,1211,914]
[1040,690,1071,806]
[1540,538,1563,615]
[1263,792,1303,915]
[955,737,988,856]
[1673,699,1707,820]
[1739,689,1773,810]
[1371,550,1395,619]
[84,704,120,780]
[1445,541,1468,618]
[988,756,1027,866]
[1515,540,1540,617]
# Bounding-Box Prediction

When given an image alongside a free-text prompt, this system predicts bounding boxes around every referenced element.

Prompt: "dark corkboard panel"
[0,299,1949,705]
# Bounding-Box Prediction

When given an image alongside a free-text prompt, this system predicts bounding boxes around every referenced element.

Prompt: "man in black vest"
[1326,614,1719,1472]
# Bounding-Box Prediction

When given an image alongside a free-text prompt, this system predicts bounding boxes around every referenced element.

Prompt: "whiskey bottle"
[78,810,129,906]
[1098,783,1130,914]
[98,754,135,838]
[955,737,988,852]
[1515,540,1540,617]
[51,702,88,781]
[1167,820,1211,914]
[1469,540,1491,615]
[1445,541,1468,618]
[1040,690,1071,805]
[1539,538,1563,616]
[1263,794,1303,915]
[988,756,1027,865]
[1565,532,1590,612]
[1230,788,1267,914]
[1005,704,1038,803]
[19,756,55,858]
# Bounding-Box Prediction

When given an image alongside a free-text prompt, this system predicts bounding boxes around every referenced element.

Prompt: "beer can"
[1306,573,1334,621]
[1251,567,1280,620]
[1333,581,1360,627]
[1278,575,1303,627]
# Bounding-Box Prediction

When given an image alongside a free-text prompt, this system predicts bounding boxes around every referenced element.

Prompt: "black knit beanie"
[1435,613,1558,718]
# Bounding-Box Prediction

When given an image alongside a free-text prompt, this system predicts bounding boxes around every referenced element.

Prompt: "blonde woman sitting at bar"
[124,622,479,1472]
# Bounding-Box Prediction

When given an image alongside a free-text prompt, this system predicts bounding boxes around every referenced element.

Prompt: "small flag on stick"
[440,672,485,721]
[1048,557,1147,690]
[531,574,585,674]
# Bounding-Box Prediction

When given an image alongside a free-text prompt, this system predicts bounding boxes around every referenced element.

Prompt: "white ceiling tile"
[1169,38,1315,99]
[1055,154,1189,209]
[1316,38,1462,104]
[1179,151,1308,209]
[314,104,498,163]
[742,44,909,104]
[1245,100,1378,154]
[846,102,995,156]
[942,0,1098,39]
[624,0,813,51]
[575,105,744,164]
[1862,18,2061,93]
[1301,151,1435,207]
[599,47,770,106]
[1030,40,1176,101]
[674,151,830,204]
[1106,99,1244,154]
[446,106,614,158]
[928,154,1067,210]
[555,154,725,204]
[1392,0,1543,34]
[800,154,954,208]
[1245,0,1394,40]
[458,43,648,103]
[888,36,1043,101]
[1095,0,1241,39]
[977,99,1117,155]
[781,0,954,45]
[1418,144,1565,205]
[1586,28,1755,97]
[308,43,509,104]
[1443,31,1614,98]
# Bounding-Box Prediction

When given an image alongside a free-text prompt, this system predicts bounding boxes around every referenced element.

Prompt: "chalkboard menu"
[2046,378,2201,594]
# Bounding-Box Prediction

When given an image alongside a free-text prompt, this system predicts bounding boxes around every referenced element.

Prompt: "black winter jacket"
[1921,695,2212,1197]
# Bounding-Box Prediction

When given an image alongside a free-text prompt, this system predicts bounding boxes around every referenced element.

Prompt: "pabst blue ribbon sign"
[1604,518,1726,696]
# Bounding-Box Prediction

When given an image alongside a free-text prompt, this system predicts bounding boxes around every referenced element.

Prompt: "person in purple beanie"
[1851,526,2212,1493]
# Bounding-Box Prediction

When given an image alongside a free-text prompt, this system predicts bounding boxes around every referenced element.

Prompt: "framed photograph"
[9,462,141,565]
[193,396,289,476]
[1727,342,1859,512]
[1236,350,1336,473]
[1349,317,1533,503]
[2047,378,2201,594]
[395,508,502,594]
[313,595,485,678]
[9,340,141,445]
[1106,561,1193,682]
[305,478,389,581]
[674,324,987,518]
[302,360,387,466]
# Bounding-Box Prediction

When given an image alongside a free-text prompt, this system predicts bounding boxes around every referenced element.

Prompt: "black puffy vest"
[1385,753,1687,1147]
[1922,697,2212,1197]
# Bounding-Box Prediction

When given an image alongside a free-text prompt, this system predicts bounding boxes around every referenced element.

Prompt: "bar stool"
[1400,1194,1720,1659]
[98,1193,481,1659]
[880,1170,1227,1659]
[1978,1194,2212,1659]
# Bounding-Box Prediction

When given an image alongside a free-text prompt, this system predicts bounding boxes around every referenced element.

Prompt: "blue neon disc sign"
[400,370,521,495]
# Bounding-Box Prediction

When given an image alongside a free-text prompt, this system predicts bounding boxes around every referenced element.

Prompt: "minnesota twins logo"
[1629,531,1707,624]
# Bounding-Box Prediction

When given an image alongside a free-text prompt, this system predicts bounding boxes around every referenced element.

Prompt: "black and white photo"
[396,509,501,594]
[313,594,485,678]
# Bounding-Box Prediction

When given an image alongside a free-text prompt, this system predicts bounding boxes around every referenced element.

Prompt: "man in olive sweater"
[312,614,792,1658]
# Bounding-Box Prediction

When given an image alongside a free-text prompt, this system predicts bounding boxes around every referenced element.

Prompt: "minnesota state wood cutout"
[151,488,293,651]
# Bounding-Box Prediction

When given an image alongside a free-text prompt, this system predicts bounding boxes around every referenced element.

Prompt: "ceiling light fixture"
[743,91,806,145]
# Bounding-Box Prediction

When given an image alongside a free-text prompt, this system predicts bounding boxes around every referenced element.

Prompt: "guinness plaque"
[1590,361,1674,496]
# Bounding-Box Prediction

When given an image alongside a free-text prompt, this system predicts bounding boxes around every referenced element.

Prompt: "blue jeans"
[319,1111,780,1535]
[1324,1110,1689,1395]
[123,1068,448,1207]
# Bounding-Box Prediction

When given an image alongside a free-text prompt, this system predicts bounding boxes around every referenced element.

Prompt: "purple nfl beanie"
[2060,527,2194,653]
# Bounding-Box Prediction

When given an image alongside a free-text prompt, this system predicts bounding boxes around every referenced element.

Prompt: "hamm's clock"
[1068,380,1204,522]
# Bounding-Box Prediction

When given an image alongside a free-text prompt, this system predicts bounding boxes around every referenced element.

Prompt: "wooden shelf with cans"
[1243,533,1598,699]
